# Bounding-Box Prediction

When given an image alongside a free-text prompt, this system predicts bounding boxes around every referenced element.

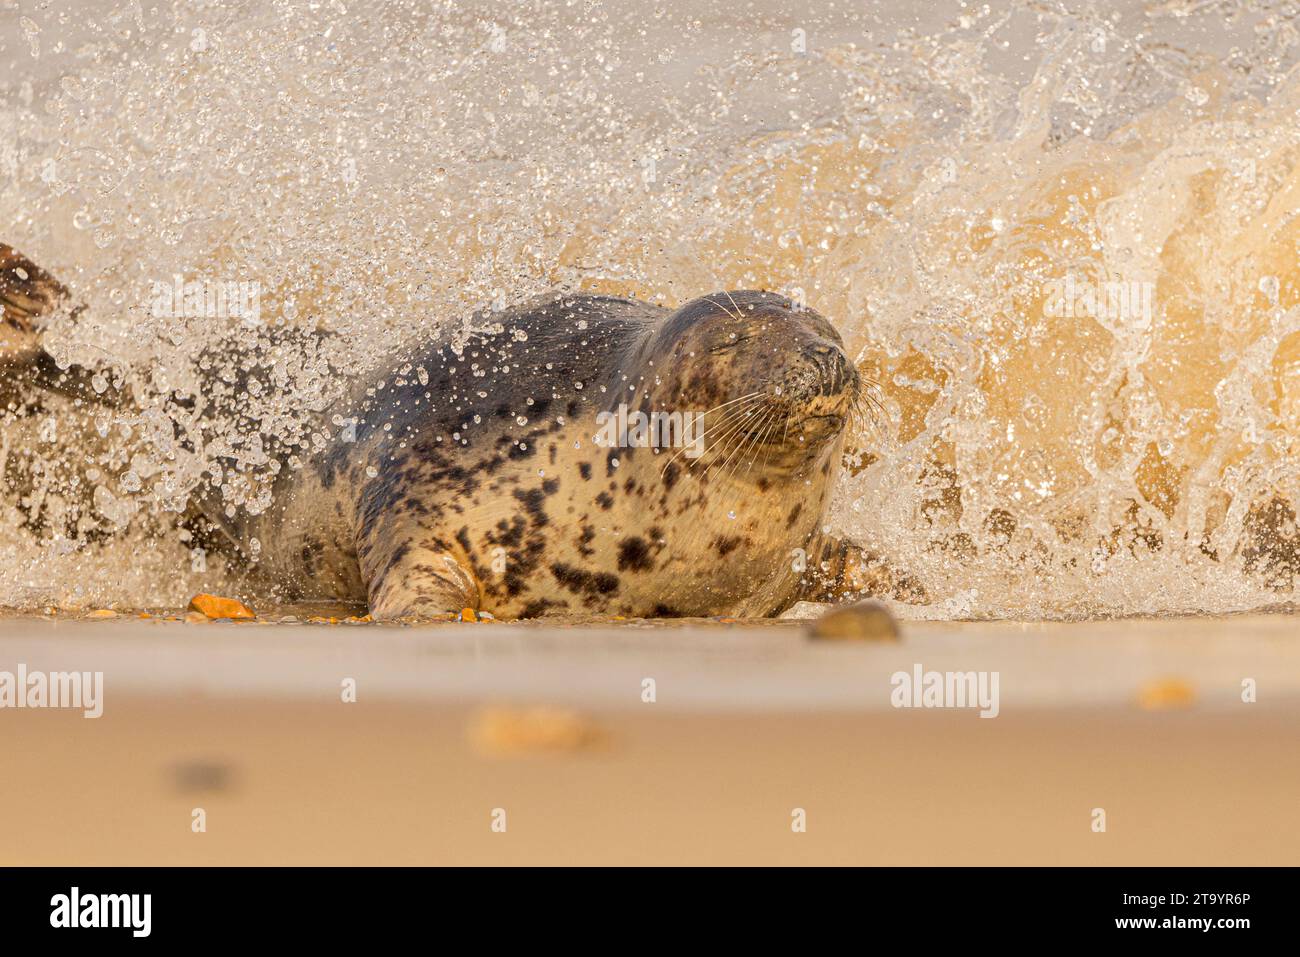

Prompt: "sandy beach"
[2,612,1296,865]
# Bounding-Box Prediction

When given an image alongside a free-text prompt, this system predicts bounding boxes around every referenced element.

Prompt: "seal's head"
[646,290,864,474]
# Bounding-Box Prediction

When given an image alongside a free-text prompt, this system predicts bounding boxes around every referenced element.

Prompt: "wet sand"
[1,613,1297,865]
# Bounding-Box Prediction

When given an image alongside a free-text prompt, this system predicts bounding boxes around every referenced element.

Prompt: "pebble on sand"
[806,600,900,642]
[187,594,256,621]
[1136,678,1196,711]
[468,706,604,755]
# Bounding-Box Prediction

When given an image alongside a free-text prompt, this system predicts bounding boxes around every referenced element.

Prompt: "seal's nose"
[808,342,855,398]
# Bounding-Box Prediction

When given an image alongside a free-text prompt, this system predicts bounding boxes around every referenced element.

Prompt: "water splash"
[1,0,1299,616]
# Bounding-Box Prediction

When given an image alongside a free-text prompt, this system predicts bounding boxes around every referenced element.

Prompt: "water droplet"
[1258,275,1279,304]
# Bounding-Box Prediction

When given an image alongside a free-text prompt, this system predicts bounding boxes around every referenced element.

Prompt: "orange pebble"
[1137,678,1196,711]
[187,594,256,621]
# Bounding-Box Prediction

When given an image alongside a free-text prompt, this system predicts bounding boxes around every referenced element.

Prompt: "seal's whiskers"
[657,393,763,476]
[687,403,761,473]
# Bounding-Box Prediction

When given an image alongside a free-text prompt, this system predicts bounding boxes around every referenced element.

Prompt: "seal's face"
[649,291,862,475]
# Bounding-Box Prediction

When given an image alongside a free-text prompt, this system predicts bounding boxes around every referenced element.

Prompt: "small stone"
[169,760,234,794]
[187,594,256,620]
[459,607,478,622]
[84,609,118,619]
[184,611,209,624]
[1137,678,1196,711]
[469,706,604,755]
[806,600,900,642]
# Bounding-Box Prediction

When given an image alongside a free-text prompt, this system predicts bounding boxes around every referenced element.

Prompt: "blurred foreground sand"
[1,613,1297,865]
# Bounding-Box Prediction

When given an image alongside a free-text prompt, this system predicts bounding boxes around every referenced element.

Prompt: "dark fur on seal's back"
[2,242,926,619]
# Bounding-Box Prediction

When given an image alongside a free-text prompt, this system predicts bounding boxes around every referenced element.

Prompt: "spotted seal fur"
[2,242,922,619]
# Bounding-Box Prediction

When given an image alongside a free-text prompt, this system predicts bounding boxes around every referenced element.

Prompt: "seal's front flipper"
[803,538,930,605]
[0,243,70,371]
[363,538,480,622]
